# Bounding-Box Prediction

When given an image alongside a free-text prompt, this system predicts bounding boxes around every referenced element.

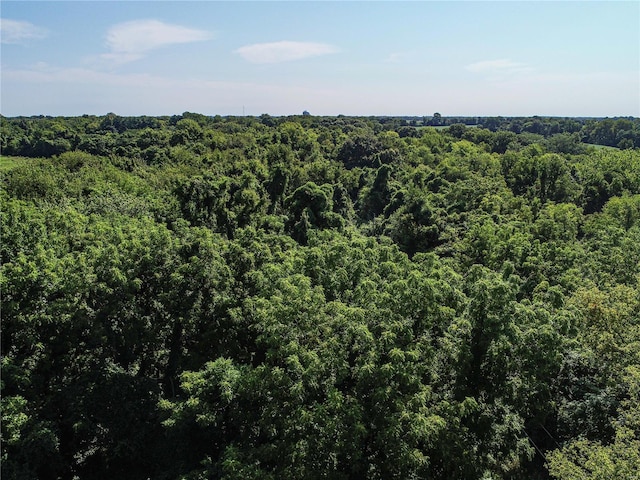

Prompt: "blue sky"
[1,1,638,117]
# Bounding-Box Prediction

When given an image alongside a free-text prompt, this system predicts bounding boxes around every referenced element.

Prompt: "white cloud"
[0,18,48,44]
[235,41,338,64]
[466,59,532,75]
[102,19,212,64]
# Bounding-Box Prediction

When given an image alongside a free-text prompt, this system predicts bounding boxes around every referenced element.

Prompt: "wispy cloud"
[235,41,339,64]
[2,64,342,115]
[3,64,177,88]
[466,59,532,75]
[0,18,48,44]
[384,52,414,64]
[102,19,212,64]
[3,63,637,117]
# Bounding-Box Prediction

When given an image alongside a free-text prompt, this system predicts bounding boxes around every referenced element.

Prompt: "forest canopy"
[1,113,639,479]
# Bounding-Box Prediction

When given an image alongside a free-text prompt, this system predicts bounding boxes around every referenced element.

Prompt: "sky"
[1,1,638,117]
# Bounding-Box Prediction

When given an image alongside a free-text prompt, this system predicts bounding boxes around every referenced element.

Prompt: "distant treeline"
[2,114,639,160]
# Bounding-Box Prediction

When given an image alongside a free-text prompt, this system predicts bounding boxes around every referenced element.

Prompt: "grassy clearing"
[584,143,620,151]
[0,156,24,172]
[0,156,41,172]
[417,125,479,131]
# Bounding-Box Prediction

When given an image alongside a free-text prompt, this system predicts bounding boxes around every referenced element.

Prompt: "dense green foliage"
[2,113,639,479]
